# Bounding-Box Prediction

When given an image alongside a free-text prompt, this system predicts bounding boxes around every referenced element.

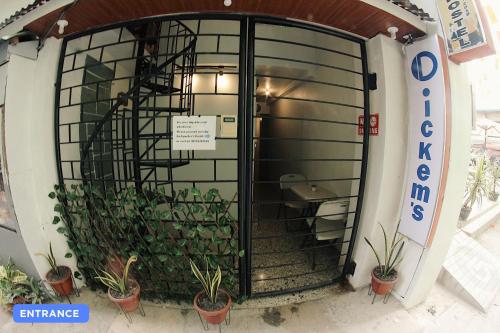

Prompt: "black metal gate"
[55,14,369,299]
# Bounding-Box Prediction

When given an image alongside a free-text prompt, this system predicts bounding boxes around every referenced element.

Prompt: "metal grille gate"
[55,14,369,298]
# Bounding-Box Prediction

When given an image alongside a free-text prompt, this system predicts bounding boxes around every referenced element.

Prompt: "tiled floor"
[251,184,342,294]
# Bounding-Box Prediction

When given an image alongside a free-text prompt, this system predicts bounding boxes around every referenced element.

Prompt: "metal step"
[139,160,190,168]
[137,107,189,113]
[141,81,181,94]
[138,133,171,138]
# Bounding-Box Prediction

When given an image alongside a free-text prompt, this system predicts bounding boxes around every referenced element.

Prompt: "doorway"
[55,14,369,299]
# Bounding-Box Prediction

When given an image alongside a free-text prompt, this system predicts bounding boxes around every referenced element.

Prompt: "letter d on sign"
[411,51,438,82]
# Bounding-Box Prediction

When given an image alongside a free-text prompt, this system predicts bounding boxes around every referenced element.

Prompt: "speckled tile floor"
[251,183,343,294]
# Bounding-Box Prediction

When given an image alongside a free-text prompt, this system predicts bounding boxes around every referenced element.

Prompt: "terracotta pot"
[459,206,472,220]
[371,268,398,295]
[107,279,140,313]
[193,289,232,325]
[5,296,29,312]
[46,266,74,297]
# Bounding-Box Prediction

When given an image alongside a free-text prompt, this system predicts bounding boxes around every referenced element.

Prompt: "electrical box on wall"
[220,115,237,138]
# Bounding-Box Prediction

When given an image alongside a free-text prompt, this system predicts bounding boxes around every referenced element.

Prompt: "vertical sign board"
[172,116,216,150]
[437,0,495,63]
[358,114,379,136]
[399,36,448,248]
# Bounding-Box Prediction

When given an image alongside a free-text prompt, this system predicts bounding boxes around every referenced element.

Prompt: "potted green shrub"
[488,160,500,201]
[0,260,52,311]
[461,156,489,220]
[364,224,404,297]
[36,242,74,297]
[95,255,140,313]
[190,258,232,325]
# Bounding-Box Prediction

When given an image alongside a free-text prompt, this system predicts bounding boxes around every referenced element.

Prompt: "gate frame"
[54,13,370,299]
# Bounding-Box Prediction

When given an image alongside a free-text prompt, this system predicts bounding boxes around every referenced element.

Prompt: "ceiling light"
[57,19,69,34]
[224,0,232,7]
[387,26,399,40]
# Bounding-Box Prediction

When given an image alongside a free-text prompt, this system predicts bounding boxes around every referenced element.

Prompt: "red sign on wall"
[358,114,379,136]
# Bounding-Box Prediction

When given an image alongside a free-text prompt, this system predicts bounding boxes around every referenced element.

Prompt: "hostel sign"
[399,36,449,248]
[437,0,495,63]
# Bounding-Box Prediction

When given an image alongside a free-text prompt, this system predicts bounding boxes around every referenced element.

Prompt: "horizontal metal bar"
[253,158,362,162]
[253,242,349,256]
[254,211,357,224]
[251,276,343,298]
[254,94,364,110]
[255,36,362,60]
[62,177,238,184]
[253,137,363,144]
[252,226,354,241]
[0,224,17,233]
[255,54,363,75]
[252,266,343,282]
[254,114,358,126]
[253,177,360,184]
[253,195,358,205]
[254,73,363,92]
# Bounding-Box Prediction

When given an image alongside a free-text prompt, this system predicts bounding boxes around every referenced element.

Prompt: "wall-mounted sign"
[399,35,450,248]
[172,116,216,150]
[437,0,495,63]
[220,115,237,138]
[358,114,379,136]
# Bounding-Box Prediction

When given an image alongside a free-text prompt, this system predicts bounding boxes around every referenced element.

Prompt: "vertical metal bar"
[237,17,249,298]
[245,16,256,297]
[132,39,146,190]
[342,41,370,277]
[55,39,68,186]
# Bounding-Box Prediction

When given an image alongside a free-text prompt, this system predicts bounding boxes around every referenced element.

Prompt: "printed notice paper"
[172,116,216,150]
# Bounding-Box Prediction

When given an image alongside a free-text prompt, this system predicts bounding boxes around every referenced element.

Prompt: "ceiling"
[22,0,426,42]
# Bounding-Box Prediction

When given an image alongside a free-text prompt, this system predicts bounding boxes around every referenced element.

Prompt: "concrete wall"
[348,32,472,309]
[349,34,408,289]
[3,37,80,282]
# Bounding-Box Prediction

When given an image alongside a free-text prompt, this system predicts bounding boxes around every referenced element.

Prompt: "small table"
[290,184,336,215]
[290,184,335,202]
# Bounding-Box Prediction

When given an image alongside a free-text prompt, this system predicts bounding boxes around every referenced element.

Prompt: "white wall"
[349,32,472,310]
[4,37,81,283]
[349,34,408,288]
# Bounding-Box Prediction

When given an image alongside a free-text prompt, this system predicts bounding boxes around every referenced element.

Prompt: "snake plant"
[95,256,137,296]
[364,224,404,280]
[190,257,222,304]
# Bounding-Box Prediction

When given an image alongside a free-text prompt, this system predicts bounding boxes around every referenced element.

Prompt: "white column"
[5,37,80,283]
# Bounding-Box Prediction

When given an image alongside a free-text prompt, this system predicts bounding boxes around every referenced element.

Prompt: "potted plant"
[488,160,500,201]
[364,224,404,297]
[0,260,52,312]
[190,258,232,325]
[36,242,74,297]
[95,255,140,313]
[461,156,489,220]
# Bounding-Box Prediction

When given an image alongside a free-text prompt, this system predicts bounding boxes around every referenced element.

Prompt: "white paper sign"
[399,36,447,248]
[172,116,216,150]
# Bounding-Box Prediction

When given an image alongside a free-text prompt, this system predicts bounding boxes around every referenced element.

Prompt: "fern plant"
[189,257,222,304]
[364,224,404,280]
[95,256,137,296]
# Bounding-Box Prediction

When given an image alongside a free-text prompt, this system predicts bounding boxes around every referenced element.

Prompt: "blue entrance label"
[13,304,89,323]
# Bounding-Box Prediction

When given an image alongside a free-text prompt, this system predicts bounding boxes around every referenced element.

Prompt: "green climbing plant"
[50,184,242,301]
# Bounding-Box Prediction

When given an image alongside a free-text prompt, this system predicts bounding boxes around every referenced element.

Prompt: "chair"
[306,199,349,270]
[276,174,309,227]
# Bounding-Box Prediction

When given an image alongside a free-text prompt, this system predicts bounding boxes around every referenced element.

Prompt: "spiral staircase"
[80,20,197,193]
